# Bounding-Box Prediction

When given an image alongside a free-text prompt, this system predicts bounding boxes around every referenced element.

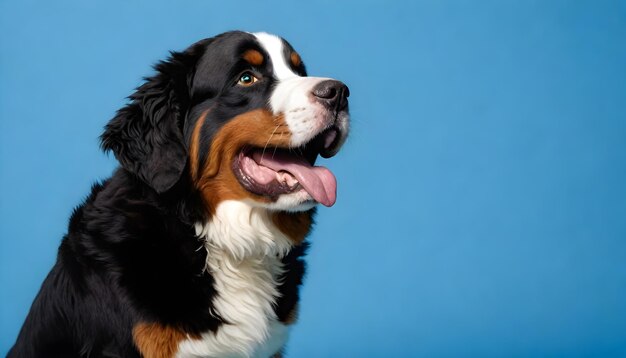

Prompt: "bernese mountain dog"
[9,31,349,358]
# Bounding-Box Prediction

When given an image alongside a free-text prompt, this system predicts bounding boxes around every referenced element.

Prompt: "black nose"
[312,80,350,111]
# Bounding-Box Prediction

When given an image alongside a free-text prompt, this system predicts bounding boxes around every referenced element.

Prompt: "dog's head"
[101,31,349,213]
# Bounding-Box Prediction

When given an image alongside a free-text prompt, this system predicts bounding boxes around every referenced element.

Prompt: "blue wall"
[1,0,625,356]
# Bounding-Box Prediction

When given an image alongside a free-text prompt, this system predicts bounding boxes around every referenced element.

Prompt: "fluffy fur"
[9,31,349,358]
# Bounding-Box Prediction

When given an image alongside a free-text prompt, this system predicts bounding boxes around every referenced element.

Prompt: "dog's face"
[101,31,349,213]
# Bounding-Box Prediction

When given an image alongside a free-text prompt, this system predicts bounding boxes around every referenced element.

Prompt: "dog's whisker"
[272,131,285,159]
[261,125,280,162]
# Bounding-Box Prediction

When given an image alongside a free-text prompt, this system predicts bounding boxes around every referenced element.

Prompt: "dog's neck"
[195,200,295,260]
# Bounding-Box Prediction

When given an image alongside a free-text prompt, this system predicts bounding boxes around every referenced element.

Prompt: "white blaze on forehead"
[253,32,298,80]
[253,32,345,152]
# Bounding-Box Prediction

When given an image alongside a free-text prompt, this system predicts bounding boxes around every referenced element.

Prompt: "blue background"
[1,0,625,356]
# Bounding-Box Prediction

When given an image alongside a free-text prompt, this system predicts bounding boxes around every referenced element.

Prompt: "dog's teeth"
[277,171,299,188]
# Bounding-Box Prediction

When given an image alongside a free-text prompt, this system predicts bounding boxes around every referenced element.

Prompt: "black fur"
[9,31,310,357]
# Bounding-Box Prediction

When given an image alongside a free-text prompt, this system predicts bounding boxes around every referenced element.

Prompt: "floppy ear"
[101,49,201,193]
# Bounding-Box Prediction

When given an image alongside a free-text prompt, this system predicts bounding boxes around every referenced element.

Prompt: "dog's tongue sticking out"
[252,151,337,207]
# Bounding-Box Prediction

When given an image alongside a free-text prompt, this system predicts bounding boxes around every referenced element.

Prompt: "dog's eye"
[237,72,259,86]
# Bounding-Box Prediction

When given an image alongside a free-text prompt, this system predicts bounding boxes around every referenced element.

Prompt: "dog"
[9,31,350,358]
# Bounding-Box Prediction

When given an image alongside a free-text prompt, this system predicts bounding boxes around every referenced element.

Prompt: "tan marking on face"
[290,52,301,68]
[272,211,312,245]
[194,109,292,213]
[189,111,208,180]
[243,49,264,66]
[133,322,199,358]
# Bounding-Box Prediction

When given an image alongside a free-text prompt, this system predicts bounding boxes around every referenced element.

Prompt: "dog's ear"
[101,46,204,193]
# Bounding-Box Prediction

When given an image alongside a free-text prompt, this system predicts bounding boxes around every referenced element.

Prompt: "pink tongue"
[252,151,337,207]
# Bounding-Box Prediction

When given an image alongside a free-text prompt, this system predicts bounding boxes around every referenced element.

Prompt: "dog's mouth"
[232,127,341,207]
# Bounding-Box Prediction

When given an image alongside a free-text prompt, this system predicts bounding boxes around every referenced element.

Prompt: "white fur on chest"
[176,200,294,358]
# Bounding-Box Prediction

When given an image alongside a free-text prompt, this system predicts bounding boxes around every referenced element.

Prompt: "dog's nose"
[312,80,349,111]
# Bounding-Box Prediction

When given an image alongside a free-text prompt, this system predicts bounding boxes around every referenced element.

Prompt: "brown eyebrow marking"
[243,49,264,66]
[290,52,301,67]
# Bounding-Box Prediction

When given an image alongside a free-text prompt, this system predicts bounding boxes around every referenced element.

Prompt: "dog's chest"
[176,251,288,357]
[177,202,294,357]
